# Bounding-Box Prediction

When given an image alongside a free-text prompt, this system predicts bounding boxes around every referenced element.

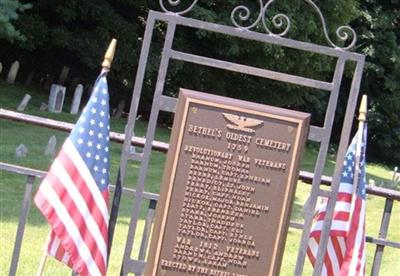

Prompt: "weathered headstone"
[0,62,3,75]
[15,144,28,158]
[57,66,70,85]
[24,70,35,86]
[54,89,65,111]
[70,84,84,114]
[17,94,31,111]
[369,179,376,187]
[129,145,136,154]
[39,102,48,111]
[393,167,399,185]
[48,84,66,113]
[114,100,125,118]
[44,135,57,157]
[146,89,310,276]
[6,61,20,84]
[125,125,136,154]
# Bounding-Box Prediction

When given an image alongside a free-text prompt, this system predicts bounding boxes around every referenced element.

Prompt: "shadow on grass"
[0,170,157,227]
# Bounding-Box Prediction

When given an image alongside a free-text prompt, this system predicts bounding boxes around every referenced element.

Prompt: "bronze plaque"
[146,89,310,276]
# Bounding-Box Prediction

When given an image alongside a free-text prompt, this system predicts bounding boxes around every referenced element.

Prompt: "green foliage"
[9,1,144,89]
[0,0,31,41]
[355,1,400,165]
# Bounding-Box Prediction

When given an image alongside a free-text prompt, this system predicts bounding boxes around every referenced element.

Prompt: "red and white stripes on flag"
[47,232,72,267]
[35,72,110,276]
[35,141,109,275]
[307,126,367,276]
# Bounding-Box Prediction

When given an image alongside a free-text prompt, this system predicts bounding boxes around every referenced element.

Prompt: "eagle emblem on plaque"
[222,113,263,133]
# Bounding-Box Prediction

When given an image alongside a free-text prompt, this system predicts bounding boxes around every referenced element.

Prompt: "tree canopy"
[0,0,398,165]
[0,0,31,41]
[355,0,400,165]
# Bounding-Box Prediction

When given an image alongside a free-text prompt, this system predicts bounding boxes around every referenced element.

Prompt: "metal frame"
[9,175,36,276]
[116,3,366,274]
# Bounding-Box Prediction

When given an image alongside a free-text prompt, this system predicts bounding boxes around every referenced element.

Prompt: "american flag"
[307,125,367,276]
[34,72,110,276]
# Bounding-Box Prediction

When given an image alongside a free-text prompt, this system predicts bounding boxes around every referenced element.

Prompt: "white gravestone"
[15,144,28,157]
[114,100,125,118]
[7,61,20,84]
[0,62,3,75]
[48,84,66,113]
[39,102,48,111]
[394,167,399,185]
[17,94,31,111]
[44,135,57,157]
[70,84,83,114]
[125,125,136,154]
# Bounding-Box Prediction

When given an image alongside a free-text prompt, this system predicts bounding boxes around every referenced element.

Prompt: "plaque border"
[145,88,310,276]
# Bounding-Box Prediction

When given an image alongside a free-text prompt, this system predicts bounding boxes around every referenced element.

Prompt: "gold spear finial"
[358,94,367,122]
[102,38,117,70]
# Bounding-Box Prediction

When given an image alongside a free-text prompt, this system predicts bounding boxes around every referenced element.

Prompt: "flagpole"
[102,38,117,71]
[352,94,367,193]
[96,37,118,263]
[98,38,121,263]
[36,232,51,276]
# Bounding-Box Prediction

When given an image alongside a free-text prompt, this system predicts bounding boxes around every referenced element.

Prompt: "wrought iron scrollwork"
[158,0,357,50]
[305,0,356,50]
[230,0,264,30]
[261,0,290,36]
[230,0,356,50]
[159,0,199,15]
[230,0,290,36]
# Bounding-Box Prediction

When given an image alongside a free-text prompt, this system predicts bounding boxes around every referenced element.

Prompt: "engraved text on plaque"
[146,89,310,276]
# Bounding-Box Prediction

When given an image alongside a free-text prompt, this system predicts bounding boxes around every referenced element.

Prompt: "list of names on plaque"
[147,90,310,276]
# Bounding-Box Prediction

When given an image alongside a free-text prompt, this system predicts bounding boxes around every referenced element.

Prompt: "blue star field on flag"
[69,73,110,192]
[340,127,367,200]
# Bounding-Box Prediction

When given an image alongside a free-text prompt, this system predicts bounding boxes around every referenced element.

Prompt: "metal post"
[311,59,365,276]
[9,175,35,276]
[295,57,347,275]
[120,21,176,275]
[138,199,157,261]
[371,198,394,275]
[108,13,157,259]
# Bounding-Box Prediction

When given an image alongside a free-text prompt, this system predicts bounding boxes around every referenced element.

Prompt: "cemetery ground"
[0,81,398,275]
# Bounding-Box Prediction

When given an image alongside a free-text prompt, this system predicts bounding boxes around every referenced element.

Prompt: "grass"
[0,81,399,275]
